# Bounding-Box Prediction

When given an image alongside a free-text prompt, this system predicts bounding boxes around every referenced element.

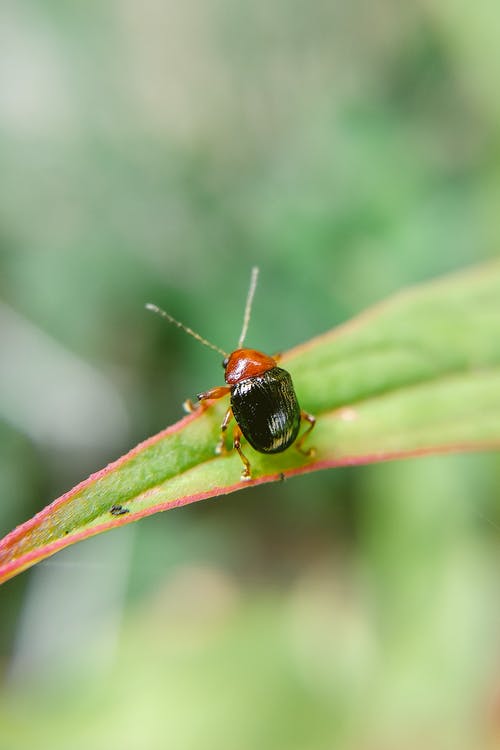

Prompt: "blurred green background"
[1,1,500,748]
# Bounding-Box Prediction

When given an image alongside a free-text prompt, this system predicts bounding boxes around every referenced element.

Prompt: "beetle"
[146,268,315,480]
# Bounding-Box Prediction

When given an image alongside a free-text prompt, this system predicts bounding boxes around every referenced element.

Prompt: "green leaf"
[1,262,500,584]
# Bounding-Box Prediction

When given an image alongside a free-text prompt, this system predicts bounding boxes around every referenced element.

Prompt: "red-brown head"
[223,349,277,384]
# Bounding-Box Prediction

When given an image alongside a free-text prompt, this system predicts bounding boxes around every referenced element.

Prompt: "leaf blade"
[1,261,500,584]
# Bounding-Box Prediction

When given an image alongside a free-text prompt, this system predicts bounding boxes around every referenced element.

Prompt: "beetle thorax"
[224,349,277,384]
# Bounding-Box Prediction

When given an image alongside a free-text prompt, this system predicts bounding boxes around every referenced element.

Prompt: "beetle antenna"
[145,303,228,357]
[237,266,259,348]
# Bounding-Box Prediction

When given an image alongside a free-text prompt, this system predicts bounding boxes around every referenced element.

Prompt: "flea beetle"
[146,268,315,480]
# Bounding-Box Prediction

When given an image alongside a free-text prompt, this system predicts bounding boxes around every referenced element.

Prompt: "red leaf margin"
[1,402,498,585]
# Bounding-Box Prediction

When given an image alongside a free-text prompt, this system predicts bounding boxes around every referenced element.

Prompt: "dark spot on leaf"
[110,504,130,516]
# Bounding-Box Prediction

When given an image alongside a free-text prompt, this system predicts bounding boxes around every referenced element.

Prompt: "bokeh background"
[1,1,500,748]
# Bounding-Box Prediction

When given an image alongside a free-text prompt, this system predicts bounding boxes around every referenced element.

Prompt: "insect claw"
[298,446,316,458]
[215,439,227,455]
[183,398,198,413]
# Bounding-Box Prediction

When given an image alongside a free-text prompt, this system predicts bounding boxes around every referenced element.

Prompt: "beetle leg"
[197,385,231,402]
[295,410,316,457]
[233,423,252,481]
[216,406,233,455]
[184,384,231,413]
[183,398,198,413]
